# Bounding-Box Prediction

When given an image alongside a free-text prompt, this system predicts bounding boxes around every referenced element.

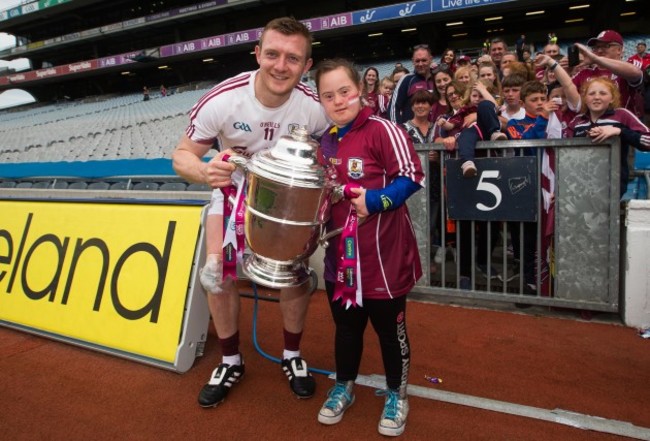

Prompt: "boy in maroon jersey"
[314,58,424,437]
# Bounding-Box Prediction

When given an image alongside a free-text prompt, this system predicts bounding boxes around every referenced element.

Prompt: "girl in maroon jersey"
[314,58,425,437]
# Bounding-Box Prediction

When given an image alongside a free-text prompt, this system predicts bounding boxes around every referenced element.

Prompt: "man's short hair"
[491,37,507,47]
[521,81,547,101]
[638,42,647,47]
[260,17,313,59]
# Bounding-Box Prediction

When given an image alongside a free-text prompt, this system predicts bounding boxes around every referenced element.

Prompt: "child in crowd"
[377,76,395,118]
[436,80,492,135]
[314,58,424,437]
[564,77,650,197]
[477,61,503,103]
[505,80,559,293]
[453,79,505,177]
[500,74,526,121]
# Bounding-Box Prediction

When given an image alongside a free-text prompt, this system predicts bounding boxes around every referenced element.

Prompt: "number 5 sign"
[445,157,538,222]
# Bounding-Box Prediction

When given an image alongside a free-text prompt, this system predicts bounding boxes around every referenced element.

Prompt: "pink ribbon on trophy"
[333,183,363,309]
[220,154,246,281]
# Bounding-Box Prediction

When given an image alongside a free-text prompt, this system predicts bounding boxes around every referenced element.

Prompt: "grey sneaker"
[377,388,409,436]
[318,380,355,425]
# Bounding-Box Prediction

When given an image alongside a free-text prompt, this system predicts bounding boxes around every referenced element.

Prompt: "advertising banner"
[38,0,72,9]
[431,0,516,12]
[0,200,204,365]
[21,2,40,15]
[352,1,430,25]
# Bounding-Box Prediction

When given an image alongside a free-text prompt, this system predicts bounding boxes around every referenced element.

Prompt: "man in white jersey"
[172,17,330,408]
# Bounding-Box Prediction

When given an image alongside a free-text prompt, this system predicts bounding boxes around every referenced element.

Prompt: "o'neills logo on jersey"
[8,74,26,81]
[68,61,92,73]
[347,157,364,179]
[36,68,57,79]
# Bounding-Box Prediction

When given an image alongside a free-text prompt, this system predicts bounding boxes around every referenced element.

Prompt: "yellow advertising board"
[0,199,204,364]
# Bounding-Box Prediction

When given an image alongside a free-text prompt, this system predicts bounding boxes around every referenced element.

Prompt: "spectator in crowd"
[402,90,440,272]
[628,41,650,69]
[430,66,453,122]
[543,43,562,60]
[388,44,434,123]
[391,66,410,84]
[377,76,395,118]
[402,90,436,144]
[361,66,380,114]
[564,77,650,197]
[455,80,504,177]
[479,37,507,69]
[572,30,644,118]
[626,41,650,124]
[314,57,424,437]
[501,74,526,121]
[456,54,471,68]
[503,61,533,81]
[439,48,457,73]
[160,84,167,97]
[505,81,560,293]
[143,86,150,101]
[433,81,468,143]
[171,16,330,409]
[516,34,527,61]
[534,54,581,138]
[454,65,475,85]
[548,32,558,45]
[500,52,518,76]
[522,48,534,70]
[477,61,503,104]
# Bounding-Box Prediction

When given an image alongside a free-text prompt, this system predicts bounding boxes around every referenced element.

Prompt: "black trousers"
[325,281,410,391]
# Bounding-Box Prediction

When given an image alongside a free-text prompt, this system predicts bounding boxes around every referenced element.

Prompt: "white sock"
[283,349,300,360]
[222,354,241,366]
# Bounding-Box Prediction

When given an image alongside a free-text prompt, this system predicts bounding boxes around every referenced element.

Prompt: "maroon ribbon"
[220,154,246,282]
[333,183,363,309]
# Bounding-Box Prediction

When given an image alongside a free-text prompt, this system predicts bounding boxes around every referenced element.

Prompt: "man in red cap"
[571,30,644,117]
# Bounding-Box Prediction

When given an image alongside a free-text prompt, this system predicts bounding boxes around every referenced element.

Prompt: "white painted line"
[347,374,650,440]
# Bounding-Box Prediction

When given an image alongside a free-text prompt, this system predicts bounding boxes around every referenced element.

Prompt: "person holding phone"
[570,30,644,118]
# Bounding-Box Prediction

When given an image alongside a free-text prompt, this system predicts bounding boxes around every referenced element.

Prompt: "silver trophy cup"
[228,127,332,288]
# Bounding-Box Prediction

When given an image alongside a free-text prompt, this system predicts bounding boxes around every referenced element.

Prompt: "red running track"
[1,284,648,440]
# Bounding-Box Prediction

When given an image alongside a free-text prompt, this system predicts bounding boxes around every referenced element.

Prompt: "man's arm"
[172,134,236,187]
[575,43,644,86]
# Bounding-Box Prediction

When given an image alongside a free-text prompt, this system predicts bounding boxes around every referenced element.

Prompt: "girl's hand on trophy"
[207,149,237,188]
[349,187,369,218]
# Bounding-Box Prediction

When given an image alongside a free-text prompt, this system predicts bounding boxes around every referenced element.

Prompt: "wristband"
[549,62,559,70]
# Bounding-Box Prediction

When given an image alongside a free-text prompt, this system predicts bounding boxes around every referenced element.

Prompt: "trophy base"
[242,254,312,289]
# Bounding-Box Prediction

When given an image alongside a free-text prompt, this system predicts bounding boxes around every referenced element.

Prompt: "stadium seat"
[15,182,33,189]
[110,181,131,190]
[52,180,69,189]
[87,182,110,190]
[187,183,211,191]
[0,181,17,188]
[160,182,187,191]
[31,181,51,189]
[133,182,159,191]
[68,181,89,190]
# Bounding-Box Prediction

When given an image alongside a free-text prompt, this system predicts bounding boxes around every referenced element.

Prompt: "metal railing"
[408,138,621,313]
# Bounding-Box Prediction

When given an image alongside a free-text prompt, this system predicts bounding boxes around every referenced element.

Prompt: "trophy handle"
[227,155,248,170]
[318,215,372,248]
